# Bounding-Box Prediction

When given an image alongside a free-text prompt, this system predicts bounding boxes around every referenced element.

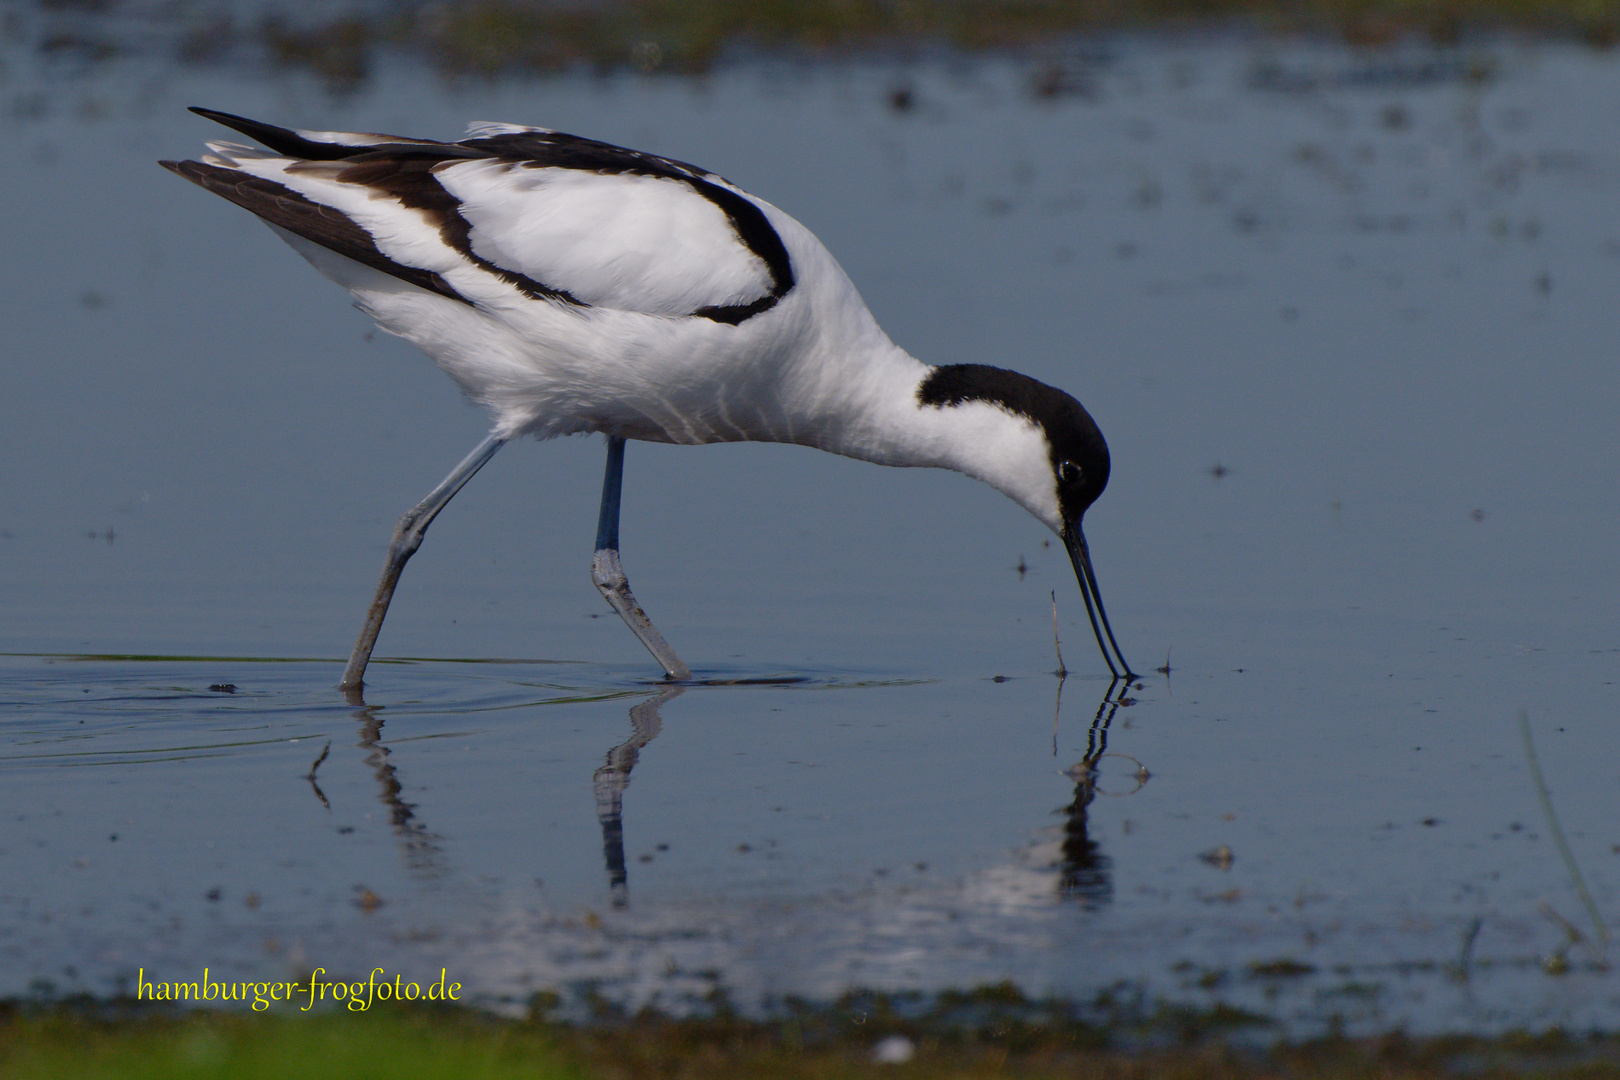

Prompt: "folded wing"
[161,109,794,325]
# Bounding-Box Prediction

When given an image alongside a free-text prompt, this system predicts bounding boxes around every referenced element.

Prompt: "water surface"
[1,31,1617,1035]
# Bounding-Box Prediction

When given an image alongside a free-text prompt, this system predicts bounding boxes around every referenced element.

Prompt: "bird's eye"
[1058,460,1082,484]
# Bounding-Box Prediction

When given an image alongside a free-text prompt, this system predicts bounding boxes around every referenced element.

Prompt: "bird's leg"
[340,433,507,697]
[591,436,692,681]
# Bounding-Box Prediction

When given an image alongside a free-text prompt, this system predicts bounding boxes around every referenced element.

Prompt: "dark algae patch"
[1249,958,1319,978]
[5,995,1620,1079]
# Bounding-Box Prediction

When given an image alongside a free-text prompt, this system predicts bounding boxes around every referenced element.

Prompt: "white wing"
[436,159,773,316]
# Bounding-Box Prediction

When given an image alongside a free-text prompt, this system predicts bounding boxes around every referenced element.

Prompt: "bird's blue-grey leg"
[591,436,692,681]
[340,433,507,695]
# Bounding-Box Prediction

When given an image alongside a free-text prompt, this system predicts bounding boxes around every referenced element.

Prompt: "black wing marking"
[467,131,796,323]
[310,155,583,306]
[187,107,473,162]
[172,111,797,323]
[160,158,469,305]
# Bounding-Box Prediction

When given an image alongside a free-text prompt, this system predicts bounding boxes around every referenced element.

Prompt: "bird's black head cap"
[917,363,1111,525]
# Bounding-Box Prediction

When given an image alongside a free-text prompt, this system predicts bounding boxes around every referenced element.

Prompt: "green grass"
[0,1006,577,1080]
[4,1000,1620,1080]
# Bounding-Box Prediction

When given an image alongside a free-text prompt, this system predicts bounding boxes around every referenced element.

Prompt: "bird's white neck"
[653,207,1072,536]
[789,332,1065,535]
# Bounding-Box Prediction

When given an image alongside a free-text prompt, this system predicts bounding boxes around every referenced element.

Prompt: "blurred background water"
[1,2,1617,1035]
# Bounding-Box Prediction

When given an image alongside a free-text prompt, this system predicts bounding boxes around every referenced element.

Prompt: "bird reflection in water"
[327,678,777,905]
[310,698,449,880]
[317,674,1144,911]
[1055,676,1148,909]
[594,685,681,908]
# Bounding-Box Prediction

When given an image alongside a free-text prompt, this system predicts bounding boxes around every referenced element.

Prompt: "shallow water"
[2,25,1617,1035]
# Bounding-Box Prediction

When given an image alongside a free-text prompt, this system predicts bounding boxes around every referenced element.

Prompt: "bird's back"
[165,110,902,446]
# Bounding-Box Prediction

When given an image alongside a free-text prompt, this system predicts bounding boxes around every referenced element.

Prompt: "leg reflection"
[348,698,447,879]
[324,682,682,898]
[594,685,684,908]
[1056,677,1147,908]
